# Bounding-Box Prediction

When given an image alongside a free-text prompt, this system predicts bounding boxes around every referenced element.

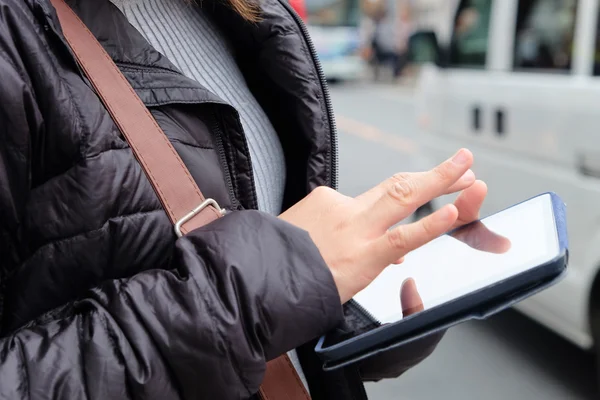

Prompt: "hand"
[279,148,478,304]
[359,185,496,382]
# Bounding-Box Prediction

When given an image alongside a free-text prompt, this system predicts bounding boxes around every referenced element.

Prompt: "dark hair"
[227,0,260,21]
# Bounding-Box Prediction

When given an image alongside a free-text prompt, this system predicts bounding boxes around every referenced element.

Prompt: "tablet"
[315,192,568,371]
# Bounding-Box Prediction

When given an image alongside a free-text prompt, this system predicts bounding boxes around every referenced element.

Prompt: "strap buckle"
[174,198,225,238]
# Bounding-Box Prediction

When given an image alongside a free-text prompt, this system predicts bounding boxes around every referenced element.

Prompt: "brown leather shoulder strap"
[50,0,311,398]
[50,0,221,236]
[260,356,311,400]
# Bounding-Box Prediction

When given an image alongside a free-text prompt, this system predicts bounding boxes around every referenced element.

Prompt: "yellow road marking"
[335,114,418,154]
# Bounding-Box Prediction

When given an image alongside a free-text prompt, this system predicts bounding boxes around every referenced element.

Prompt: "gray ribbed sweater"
[108,0,308,390]
[110,0,286,217]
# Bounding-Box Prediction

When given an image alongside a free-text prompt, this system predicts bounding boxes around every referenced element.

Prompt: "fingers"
[358,169,475,205]
[448,180,511,254]
[452,180,487,229]
[393,256,405,265]
[445,169,476,195]
[362,149,473,230]
[370,204,459,266]
[448,180,510,254]
[401,278,424,318]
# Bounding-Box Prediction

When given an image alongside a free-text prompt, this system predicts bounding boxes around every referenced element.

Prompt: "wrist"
[330,269,354,304]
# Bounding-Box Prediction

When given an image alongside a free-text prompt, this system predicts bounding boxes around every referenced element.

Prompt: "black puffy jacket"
[0,0,439,399]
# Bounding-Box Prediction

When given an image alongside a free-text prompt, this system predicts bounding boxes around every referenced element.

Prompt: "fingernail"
[401,278,415,292]
[440,205,455,221]
[460,169,475,183]
[452,149,469,165]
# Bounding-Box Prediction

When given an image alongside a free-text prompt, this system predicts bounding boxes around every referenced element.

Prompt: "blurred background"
[289,0,600,398]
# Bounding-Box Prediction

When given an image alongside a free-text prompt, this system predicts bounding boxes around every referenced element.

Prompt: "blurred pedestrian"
[394,3,414,79]
[360,0,413,81]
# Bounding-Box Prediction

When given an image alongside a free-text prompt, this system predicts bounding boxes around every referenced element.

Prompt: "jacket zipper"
[211,110,241,211]
[277,0,339,191]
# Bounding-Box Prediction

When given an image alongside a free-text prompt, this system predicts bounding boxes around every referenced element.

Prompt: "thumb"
[401,278,424,318]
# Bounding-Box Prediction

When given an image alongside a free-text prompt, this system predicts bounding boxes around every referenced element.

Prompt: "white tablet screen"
[353,194,560,324]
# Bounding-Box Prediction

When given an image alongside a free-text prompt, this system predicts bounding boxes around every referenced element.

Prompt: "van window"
[449,0,494,68]
[513,0,578,72]
[306,0,360,27]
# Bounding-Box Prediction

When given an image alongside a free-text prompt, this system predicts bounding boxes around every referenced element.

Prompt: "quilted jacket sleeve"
[0,212,343,400]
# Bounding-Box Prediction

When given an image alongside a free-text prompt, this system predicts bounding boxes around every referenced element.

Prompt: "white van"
[305,0,366,81]
[410,0,600,375]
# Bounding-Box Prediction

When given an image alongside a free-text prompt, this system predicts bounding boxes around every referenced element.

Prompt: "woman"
[0,0,487,398]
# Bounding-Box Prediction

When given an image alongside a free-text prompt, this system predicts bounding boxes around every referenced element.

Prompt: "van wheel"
[592,307,600,391]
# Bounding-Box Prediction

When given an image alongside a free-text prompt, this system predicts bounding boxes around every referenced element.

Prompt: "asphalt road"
[330,81,597,400]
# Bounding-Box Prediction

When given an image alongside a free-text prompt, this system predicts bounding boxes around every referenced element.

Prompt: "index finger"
[361,149,474,231]
[410,149,474,206]
[370,204,459,266]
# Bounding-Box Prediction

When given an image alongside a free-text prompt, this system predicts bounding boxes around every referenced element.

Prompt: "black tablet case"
[316,193,568,371]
